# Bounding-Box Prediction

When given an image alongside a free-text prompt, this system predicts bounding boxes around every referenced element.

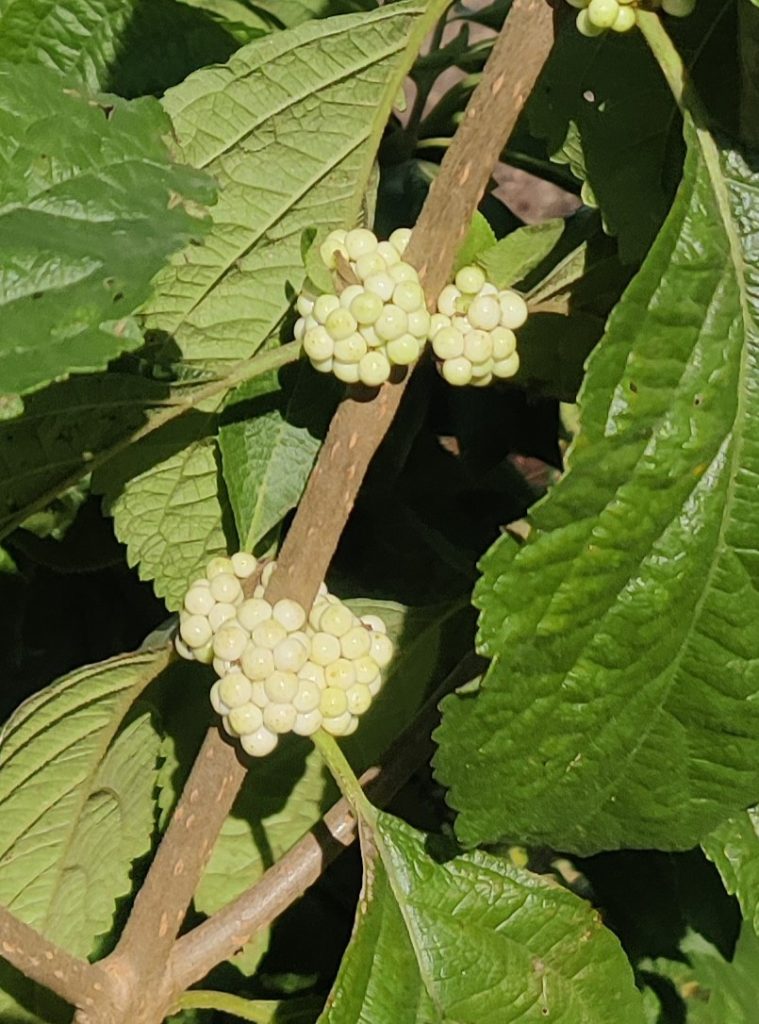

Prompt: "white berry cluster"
[568,0,694,35]
[175,555,393,757]
[429,264,526,387]
[295,227,430,387]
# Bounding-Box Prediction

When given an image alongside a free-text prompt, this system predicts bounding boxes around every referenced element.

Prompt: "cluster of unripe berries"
[429,264,525,388]
[568,0,695,35]
[175,554,393,757]
[295,227,429,387]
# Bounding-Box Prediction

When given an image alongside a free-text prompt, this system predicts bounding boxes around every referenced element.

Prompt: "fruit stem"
[312,731,376,823]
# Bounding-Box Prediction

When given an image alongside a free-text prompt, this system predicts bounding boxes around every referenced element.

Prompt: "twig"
[0,906,100,1011]
[104,0,556,1017]
[165,652,483,994]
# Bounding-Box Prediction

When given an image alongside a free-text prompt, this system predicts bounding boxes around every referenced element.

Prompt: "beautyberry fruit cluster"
[569,0,695,35]
[296,227,429,387]
[429,264,525,387]
[175,555,393,757]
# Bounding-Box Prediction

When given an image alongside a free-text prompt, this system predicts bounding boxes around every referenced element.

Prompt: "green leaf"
[96,411,228,610]
[703,807,759,939]
[0,649,169,1022]
[478,219,564,288]
[219,363,340,552]
[0,373,168,543]
[0,63,214,399]
[145,0,446,369]
[526,30,674,262]
[191,601,465,968]
[320,811,646,1024]
[435,120,759,854]
[454,211,497,272]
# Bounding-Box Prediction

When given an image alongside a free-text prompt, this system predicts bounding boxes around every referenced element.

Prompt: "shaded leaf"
[703,807,759,938]
[435,121,759,854]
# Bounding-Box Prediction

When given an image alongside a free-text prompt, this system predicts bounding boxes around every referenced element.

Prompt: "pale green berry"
[263,702,297,734]
[388,262,418,285]
[355,252,386,281]
[389,227,412,254]
[662,0,695,13]
[374,304,408,342]
[174,636,195,661]
[195,640,214,665]
[565,0,589,6]
[325,658,356,690]
[325,308,357,341]
[237,598,272,632]
[368,675,382,697]
[231,552,257,579]
[588,0,619,25]
[339,284,364,308]
[386,334,420,366]
[260,561,276,585]
[611,4,636,27]
[320,231,348,269]
[273,637,308,673]
[455,265,486,295]
[393,280,425,312]
[272,598,306,631]
[313,293,340,324]
[333,360,361,384]
[250,680,269,707]
[213,623,248,662]
[293,678,322,713]
[293,709,323,736]
[213,656,231,678]
[210,681,230,716]
[437,284,462,318]
[308,599,327,631]
[345,228,378,261]
[353,655,381,686]
[364,272,395,301]
[210,572,243,605]
[184,584,215,616]
[429,313,450,337]
[346,683,372,716]
[180,613,212,649]
[299,661,326,687]
[472,373,494,388]
[359,351,391,387]
[340,625,372,660]
[320,603,354,638]
[241,644,274,681]
[206,556,234,579]
[312,357,334,374]
[252,619,288,650]
[228,702,264,736]
[206,603,234,631]
[361,325,382,348]
[264,670,299,704]
[321,686,348,717]
[296,294,315,317]
[218,672,253,709]
[499,291,528,329]
[471,355,494,377]
[407,308,431,338]
[333,333,368,364]
[442,357,473,387]
[577,6,605,32]
[321,711,354,736]
[350,291,384,325]
[294,317,306,341]
[360,614,387,634]
[493,352,520,379]
[376,241,400,266]
[467,295,501,331]
[463,330,492,364]
[240,726,278,757]
[310,631,342,667]
[370,632,393,668]
[491,326,517,360]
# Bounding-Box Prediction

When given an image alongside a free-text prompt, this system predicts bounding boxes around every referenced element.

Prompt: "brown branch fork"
[0,3,555,1021]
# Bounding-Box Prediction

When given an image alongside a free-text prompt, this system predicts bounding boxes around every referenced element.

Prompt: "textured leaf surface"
[478,219,564,288]
[97,412,227,610]
[219,363,339,551]
[145,1,443,368]
[0,63,213,398]
[0,373,168,541]
[0,650,169,1021]
[703,807,759,938]
[435,122,759,854]
[191,601,466,963]
[320,811,646,1024]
